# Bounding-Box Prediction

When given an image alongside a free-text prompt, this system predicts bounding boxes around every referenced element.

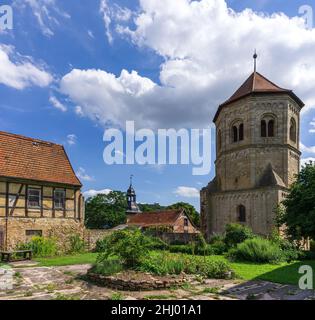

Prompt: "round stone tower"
[200,65,304,239]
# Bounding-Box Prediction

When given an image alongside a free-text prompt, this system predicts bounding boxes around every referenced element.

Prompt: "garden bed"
[87,270,188,291]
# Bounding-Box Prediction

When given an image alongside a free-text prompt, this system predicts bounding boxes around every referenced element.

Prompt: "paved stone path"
[0,264,315,300]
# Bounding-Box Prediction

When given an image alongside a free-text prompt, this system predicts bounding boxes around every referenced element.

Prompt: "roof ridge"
[0,131,61,147]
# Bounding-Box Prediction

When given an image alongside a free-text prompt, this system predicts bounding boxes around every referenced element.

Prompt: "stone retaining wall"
[87,272,187,291]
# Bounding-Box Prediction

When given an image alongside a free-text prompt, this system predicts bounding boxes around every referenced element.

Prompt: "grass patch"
[110,292,124,300]
[203,287,221,294]
[151,251,315,286]
[35,253,98,267]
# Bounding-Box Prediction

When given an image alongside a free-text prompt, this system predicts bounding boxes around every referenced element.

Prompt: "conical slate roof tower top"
[213,52,304,122]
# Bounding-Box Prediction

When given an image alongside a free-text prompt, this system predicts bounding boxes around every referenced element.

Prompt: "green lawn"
[150,251,315,286]
[33,251,315,286]
[35,252,98,267]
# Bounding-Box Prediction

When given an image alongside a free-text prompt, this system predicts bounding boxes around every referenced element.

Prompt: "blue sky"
[1,0,315,210]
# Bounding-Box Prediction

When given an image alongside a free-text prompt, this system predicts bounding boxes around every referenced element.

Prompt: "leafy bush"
[96,229,151,268]
[227,237,285,264]
[169,244,214,255]
[147,237,169,250]
[95,236,108,253]
[224,223,254,248]
[90,259,124,276]
[17,236,58,257]
[269,230,300,262]
[67,234,86,254]
[209,235,227,255]
[138,252,233,279]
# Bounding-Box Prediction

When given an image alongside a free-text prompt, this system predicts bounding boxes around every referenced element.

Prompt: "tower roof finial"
[130,174,133,186]
[253,49,258,73]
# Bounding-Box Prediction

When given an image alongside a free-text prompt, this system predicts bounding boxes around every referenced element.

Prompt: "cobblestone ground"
[0,264,315,300]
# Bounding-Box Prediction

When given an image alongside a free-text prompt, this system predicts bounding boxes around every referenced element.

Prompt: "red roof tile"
[213,72,304,122]
[127,209,183,227]
[0,131,82,186]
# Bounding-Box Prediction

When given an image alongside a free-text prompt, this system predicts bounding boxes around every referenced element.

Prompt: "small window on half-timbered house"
[184,218,189,227]
[54,189,66,210]
[28,188,41,208]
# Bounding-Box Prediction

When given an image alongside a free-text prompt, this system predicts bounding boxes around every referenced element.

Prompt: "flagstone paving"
[0,264,315,300]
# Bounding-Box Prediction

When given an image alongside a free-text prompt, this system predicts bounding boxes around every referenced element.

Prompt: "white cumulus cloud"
[13,0,70,37]
[76,167,94,182]
[301,143,315,155]
[0,45,52,90]
[301,157,315,168]
[49,95,67,112]
[66,134,77,146]
[83,188,112,198]
[174,186,200,198]
[60,0,315,129]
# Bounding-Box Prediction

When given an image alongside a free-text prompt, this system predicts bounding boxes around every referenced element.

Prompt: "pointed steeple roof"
[224,72,289,105]
[257,164,285,188]
[213,71,304,122]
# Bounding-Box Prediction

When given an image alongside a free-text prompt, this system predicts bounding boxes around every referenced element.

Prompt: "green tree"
[138,203,166,212]
[280,162,315,241]
[85,191,127,229]
[167,202,200,227]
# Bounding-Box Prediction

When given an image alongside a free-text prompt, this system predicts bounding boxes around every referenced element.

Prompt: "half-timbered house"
[0,131,85,250]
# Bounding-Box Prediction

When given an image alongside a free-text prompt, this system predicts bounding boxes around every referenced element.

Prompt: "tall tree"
[280,162,315,241]
[85,191,127,229]
[167,202,200,227]
[138,203,166,212]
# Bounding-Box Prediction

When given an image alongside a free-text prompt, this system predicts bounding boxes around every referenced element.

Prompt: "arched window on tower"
[268,120,274,137]
[290,118,297,142]
[238,205,246,222]
[232,126,238,143]
[261,120,267,137]
[218,129,222,151]
[239,123,244,141]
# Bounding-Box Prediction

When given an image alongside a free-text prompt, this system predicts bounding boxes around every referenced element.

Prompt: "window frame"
[27,187,41,208]
[54,189,66,210]
[290,117,297,143]
[238,205,246,223]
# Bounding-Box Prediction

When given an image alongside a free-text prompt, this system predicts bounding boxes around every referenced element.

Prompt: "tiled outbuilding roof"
[0,131,82,186]
[127,209,184,227]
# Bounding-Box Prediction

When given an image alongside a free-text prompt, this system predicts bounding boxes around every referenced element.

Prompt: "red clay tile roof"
[0,131,82,187]
[127,209,183,227]
[213,72,304,122]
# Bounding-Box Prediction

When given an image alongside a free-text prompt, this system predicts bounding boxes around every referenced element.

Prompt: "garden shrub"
[224,223,254,248]
[227,237,285,264]
[147,237,169,250]
[138,252,233,279]
[169,244,214,255]
[90,259,124,276]
[96,229,151,268]
[95,236,108,252]
[17,236,58,257]
[269,230,300,262]
[67,234,86,254]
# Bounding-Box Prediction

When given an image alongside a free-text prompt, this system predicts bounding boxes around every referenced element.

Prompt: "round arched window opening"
[290,118,297,143]
[238,205,246,222]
